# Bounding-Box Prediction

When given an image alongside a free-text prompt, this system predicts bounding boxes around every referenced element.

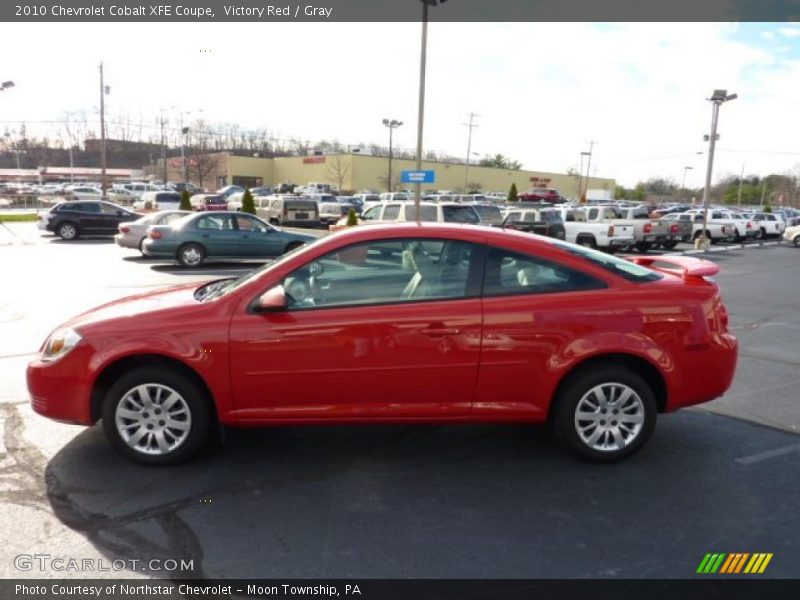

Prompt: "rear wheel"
[284,241,304,254]
[102,367,213,465]
[756,227,766,240]
[138,237,146,254]
[634,241,651,253]
[552,365,657,462]
[662,241,678,250]
[57,222,79,240]
[794,235,800,248]
[177,243,205,268]
[576,235,597,250]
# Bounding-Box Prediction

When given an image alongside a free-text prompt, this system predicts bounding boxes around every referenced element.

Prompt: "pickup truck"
[496,207,566,240]
[661,212,734,243]
[549,206,634,252]
[582,205,682,252]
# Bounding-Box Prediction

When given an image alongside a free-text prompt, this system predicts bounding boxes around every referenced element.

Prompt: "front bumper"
[27,345,96,425]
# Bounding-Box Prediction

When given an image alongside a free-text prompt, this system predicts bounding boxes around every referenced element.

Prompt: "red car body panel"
[27,224,738,429]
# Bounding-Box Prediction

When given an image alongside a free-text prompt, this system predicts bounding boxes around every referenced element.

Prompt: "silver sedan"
[115,210,191,253]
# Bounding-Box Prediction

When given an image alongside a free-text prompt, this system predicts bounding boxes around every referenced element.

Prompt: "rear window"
[404,205,437,221]
[474,205,502,221]
[554,241,663,283]
[156,192,181,203]
[442,205,479,224]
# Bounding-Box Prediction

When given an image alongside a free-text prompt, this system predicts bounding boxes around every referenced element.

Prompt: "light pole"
[178,108,202,184]
[697,89,737,250]
[579,150,591,202]
[382,118,402,193]
[681,166,693,191]
[414,0,448,217]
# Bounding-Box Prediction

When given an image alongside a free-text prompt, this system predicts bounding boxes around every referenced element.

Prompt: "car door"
[98,202,131,233]
[233,214,285,257]
[475,244,609,418]
[77,202,104,232]
[193,214,240,257]
[227,237,485,420]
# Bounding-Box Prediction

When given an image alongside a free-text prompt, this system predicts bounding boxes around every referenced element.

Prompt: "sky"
[1,21,800,188]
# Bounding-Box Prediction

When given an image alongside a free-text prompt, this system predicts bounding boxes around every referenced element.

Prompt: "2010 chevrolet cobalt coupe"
[27,224,738,465]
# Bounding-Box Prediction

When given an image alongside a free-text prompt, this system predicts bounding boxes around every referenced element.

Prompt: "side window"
[81,203,101,213]
[161,213,184,224]
[483,247,606,297]
[235,215,267,232]
[588,208,598,220]
[196,215,232,230]
[362,206,381,220]
[506,212,521,222]
[383,205,401,220]
[281,239,479,309]
[101,203,120,214]
[59,203,77,211]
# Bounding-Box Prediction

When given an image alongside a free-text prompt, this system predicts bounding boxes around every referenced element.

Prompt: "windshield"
[197,237,324,301]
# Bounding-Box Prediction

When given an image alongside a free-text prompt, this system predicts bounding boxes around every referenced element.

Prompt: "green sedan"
[141,211,318,268]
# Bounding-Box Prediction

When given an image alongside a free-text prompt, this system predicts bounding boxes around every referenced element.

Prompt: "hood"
[63,281,208,331]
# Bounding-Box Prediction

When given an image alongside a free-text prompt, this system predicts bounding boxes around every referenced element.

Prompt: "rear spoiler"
[628,255,720,278]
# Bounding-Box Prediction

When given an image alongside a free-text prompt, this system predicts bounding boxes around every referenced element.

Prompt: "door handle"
[421,326,460,337]
[201,234,209,238]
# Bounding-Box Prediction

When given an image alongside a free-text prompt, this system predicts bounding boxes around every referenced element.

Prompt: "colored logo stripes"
[697,553,773,574]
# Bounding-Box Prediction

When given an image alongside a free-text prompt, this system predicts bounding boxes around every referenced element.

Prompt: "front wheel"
[552,365,657,463]
[577,236,597,250]
[793,235,800,248]
[101,367,213,465]
[177,243,205,268]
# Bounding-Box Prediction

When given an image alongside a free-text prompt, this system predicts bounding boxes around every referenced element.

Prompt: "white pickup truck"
[583,205,684,252]
[662,211,734,243]
[550,206,635,252]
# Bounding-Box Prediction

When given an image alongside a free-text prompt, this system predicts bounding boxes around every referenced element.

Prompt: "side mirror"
[254,285,287,312]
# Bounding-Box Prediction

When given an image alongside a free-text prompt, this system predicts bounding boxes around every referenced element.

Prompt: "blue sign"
[400,170,436,184]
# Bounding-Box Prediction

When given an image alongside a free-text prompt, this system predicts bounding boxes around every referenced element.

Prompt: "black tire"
[552,364,657,463]
[793,235,800,248]
[177,243,205,268]
[757,227,766,240]
[57,221,79,241]
[138,237,146,254]
[662,241,678,250]
[576,235,597,250]
[101,366,213,465]
[634,241,651,253]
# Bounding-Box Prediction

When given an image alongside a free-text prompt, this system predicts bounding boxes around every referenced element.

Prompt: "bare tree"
[187,137,220,188]
[325,155,351,192]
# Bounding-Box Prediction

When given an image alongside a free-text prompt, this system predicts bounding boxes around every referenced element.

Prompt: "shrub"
[763,204,772,213]
[346,207,359,226]
[508,183,519,202]
[241,189,256,215]
[179,190,192,211]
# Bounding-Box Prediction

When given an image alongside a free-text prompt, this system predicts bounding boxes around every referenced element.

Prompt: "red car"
[27,224,737,465]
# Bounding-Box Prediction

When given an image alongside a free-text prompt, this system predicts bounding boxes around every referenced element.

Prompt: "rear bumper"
[666,333,738,411]
[114,233,140,249]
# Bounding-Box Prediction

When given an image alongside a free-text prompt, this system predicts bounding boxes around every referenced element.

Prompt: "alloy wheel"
[115,383,192,456]
[574,382,645,452]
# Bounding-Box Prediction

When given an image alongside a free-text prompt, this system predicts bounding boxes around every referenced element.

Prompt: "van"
[379,192,410,202]
[257,195,320,227]
[301,182,336,195]
[136,191,182,211]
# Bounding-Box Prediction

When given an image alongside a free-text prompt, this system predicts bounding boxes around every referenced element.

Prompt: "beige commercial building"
[159,153,615,199]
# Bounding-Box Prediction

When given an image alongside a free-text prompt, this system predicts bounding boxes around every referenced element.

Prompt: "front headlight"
[41,328,82,362]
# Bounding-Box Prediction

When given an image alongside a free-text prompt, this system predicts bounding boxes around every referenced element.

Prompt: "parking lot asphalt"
[0,223,798,579]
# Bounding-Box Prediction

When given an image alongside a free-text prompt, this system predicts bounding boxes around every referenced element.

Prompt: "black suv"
[47,201,140,240]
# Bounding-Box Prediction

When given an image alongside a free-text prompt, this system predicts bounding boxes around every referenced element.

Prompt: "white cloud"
[0,22,798,188]
[777,27,800,38]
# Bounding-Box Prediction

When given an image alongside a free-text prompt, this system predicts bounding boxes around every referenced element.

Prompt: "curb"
[681,240,782,256]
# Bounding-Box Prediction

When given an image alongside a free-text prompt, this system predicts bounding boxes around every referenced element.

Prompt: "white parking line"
[735,442,800,465]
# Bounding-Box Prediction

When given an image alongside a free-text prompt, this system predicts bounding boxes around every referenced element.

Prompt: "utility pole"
[463,112,479,191]
[414,0,429,217]
[159,112,168,185]
[99,62,107,196]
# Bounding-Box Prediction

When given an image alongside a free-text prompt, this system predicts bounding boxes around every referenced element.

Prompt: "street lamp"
[382,118,403,193]
[414,0,448,216]
[697,89,737,250]
[177,108,203,184]
[681,166,693,191]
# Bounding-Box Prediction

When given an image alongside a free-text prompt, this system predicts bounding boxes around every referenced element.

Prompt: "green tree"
[614,187,627,200]
[179,190,192,211]
[241,188,256,215]
[480,154,523,170]
[507,182,519,202]
[346,207,359,226]
[763,204,772,213]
